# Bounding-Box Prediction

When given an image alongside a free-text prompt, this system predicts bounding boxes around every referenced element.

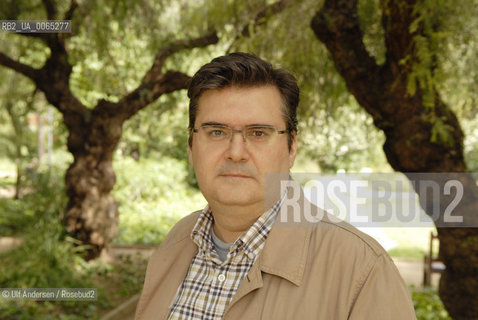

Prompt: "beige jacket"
[136,199,416,320]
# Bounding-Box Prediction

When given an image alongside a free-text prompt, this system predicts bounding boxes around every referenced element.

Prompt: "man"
[135,53,416,319]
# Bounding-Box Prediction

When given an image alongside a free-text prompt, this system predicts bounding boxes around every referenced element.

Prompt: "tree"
[311,0,478,318]
[0,0,218,259]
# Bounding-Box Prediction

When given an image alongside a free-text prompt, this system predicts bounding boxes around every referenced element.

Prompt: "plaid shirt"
[167,198,284,320]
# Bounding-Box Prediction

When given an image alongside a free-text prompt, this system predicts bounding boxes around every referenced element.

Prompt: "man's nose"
[225,131,249,162]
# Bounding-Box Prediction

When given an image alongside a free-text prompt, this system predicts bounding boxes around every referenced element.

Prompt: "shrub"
[411,286,451,320]
[0,168,67,235]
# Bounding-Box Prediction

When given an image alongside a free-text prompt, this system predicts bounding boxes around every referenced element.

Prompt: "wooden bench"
[423,232,446,286]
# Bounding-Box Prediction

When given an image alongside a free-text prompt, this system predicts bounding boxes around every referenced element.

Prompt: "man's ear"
[288,131,297,169]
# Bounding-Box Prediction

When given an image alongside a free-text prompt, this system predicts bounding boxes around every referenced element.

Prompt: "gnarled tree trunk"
[63,114,122,259]
[311,0,478,318]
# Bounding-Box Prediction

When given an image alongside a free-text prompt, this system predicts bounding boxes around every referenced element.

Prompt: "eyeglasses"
[191,124,289,145]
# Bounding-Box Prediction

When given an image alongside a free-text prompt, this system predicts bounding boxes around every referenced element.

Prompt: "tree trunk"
[63,114,123,260]
[311,0,478,318]
[65,156,118,260]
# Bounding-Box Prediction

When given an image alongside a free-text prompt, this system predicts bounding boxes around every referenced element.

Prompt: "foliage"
[0,217,85,289]
[0,235,102,319]
[118,90,200,187]
[0,244,148,320]
[112,155,205,244]
[357,0,385,65]
[60,0,217,108]
[0,169,63,235]
[411,286,451,320]
[299,99,389,172]
[110,253,149,297]
[119,92,187,159]
[0,248,148,320]
[463,116,478,172]
[0,70,37,200]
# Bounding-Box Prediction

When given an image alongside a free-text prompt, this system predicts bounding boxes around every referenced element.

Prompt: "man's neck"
[210,201,265,243]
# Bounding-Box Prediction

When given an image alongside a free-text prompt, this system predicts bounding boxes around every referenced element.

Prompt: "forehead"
[196,85,285,126]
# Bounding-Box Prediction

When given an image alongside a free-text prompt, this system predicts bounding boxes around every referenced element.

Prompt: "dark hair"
[187,52,299,150]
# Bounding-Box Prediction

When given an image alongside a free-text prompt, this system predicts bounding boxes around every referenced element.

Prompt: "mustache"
[216,164,256,177]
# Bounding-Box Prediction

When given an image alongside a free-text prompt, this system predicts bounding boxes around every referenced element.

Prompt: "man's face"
[188,85,297,209]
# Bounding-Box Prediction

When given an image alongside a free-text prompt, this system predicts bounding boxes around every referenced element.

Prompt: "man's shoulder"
[280,185,389,258]
[159,210,202,249]
[310,209,389,259]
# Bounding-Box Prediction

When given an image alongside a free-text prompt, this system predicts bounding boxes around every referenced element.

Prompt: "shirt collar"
[190,205,215,255]
[233,195,284,260]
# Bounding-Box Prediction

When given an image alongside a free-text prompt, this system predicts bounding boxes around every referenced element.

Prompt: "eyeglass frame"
[190,123,290,144]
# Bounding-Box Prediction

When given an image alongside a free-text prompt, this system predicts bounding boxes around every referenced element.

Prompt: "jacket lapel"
[224,191,314,315]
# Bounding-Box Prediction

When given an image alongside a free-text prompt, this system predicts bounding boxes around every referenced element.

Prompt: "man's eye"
[208,129,226,137]
[248,128,271,138]
[251,130,267,137]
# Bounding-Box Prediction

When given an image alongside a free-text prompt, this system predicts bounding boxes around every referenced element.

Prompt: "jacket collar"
[258,188,314,287]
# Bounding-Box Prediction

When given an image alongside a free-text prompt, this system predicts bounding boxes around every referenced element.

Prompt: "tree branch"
[111,31,219,119]
[0,52,39,80]
[380,0,417,77]
[17,32,48,41]
[64,0,78,20]
[115,70,191,121]
[226,0,290,53]
[148,31,219,78]
[311,0,382,113]
[240,0,290,38]
[42,0,57,20]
